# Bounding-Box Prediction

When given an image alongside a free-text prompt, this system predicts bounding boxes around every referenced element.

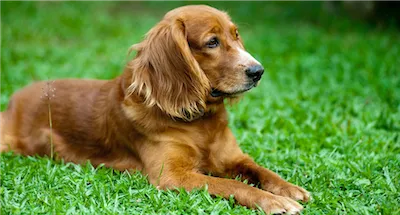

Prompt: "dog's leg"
[0,112,12,152]
[161,171,302,214]
[0,112,17,152]
[144,144,303,214]
[19,128,64,157]
[225,155,310,202]
[209,128,310,202]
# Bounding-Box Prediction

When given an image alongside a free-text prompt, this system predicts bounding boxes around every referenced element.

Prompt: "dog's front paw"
[271,183,310,202]
[259,194,303,215]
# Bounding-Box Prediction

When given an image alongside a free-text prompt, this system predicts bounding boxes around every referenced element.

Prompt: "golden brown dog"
[1,5,310,214]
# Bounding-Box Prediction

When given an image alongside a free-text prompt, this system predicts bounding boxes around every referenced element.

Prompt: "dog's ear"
[126,18,210,121]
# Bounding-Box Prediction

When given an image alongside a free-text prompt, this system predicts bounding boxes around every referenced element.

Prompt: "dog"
[1,5,310,214]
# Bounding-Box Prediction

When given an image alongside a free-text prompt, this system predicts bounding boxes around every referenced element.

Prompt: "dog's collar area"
[172,108,211,122]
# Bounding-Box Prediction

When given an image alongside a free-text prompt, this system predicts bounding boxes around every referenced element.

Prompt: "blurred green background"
[1,2,399,214]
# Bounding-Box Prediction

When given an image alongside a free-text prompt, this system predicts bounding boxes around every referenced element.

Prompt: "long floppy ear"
[126,18,210,121]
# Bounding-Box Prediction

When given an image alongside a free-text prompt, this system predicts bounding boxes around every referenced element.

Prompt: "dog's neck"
[172,99,223,122]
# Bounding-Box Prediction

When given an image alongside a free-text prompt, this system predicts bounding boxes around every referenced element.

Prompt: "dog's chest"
[189,116,231,173]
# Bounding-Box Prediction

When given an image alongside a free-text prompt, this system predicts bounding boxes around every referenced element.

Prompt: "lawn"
[1,2,399,214]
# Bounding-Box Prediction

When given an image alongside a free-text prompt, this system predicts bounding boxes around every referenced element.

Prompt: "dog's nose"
[245,65,264,82]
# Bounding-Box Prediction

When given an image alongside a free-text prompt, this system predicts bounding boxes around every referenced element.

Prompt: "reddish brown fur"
[1,5,309,214]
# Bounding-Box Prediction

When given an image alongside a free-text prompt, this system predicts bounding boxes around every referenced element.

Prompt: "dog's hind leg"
[0,112,7,152]
[27,128,64,157]
[0,123,64,158]
[0,112,16,153]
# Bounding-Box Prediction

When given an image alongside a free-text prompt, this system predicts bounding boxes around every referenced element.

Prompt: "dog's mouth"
[211,83,256,98]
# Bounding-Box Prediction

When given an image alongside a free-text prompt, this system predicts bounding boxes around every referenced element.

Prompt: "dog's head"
[127,5,264,121]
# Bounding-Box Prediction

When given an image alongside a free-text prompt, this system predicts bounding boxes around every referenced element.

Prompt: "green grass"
[1,2,400,214]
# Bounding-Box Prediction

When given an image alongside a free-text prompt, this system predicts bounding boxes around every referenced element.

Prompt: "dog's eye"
[235,30,240,39]
[206,37,219,48]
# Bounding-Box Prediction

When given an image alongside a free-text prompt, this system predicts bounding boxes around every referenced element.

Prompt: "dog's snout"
[245,65,264,82]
